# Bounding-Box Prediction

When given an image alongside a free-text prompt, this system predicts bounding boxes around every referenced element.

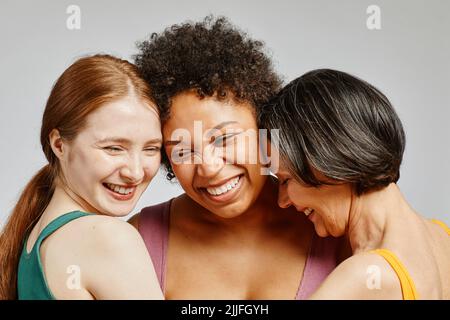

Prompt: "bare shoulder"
[424,219,450,298]
[73,215,162,299]
[77,215,145,252]
[425,219,450,251]
[41,214,154,299]
[309,252,403,300]
[46,214,146,259]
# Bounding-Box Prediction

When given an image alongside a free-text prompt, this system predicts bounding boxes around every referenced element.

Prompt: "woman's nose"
[196,145,225,178]
[277,185,292,208]
[120,155,145,182]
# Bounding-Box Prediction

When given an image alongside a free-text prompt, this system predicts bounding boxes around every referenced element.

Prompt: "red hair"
[0,54,156,299]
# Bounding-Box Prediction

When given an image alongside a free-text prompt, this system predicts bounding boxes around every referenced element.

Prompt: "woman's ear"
[49,129,65,160]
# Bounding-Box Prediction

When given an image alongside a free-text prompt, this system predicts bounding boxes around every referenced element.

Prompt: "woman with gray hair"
[259,69,450,299]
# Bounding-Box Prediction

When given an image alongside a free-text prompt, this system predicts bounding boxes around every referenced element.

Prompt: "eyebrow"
[164,121,239,146]
[165,140,183,146]
[212,121,238,131]
[97,137,162,145]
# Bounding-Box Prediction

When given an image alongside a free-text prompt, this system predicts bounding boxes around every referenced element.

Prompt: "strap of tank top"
[431,219,450,235]
[138,200,171,293]
[296,234,339,299]
[370,248,419,300]
[33,211,93,252]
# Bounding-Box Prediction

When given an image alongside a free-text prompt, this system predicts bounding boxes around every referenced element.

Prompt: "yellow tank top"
[370,248,419,300]
[371,219,449,300]
[431,219,450,235]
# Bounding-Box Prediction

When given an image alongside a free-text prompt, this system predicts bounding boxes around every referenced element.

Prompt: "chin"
[314,224,330,238]
[100,204,136,217]
[329,228,345,238]
[203,205,239,219]
[100,191,143,217]
[213,210,244,219]
[214,201,251,219]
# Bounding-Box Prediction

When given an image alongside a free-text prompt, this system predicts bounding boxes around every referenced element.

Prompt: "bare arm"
[309,253,402,300]
[83,217,162,300]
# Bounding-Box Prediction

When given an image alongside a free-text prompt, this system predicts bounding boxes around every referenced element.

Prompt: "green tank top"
[17,211,93,300]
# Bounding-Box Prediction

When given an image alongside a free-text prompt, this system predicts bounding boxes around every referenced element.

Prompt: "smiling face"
[276,158,353,237]
[57,96,162,217]
[163,91,267,218]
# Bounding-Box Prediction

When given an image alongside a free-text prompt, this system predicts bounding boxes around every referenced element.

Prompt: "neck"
[347,183,414,254]
[42,179,98,221]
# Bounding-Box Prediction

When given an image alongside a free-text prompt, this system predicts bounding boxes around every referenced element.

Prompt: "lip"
[200,174,244,204]
[103,183,137,201]
[104,182,140,188]
[198,174,242,189]
[308,211,316,222]
[295,206,309,213]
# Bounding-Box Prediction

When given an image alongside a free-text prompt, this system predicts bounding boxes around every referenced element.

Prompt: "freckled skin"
[26,96,164,299]
[60,96,162,216]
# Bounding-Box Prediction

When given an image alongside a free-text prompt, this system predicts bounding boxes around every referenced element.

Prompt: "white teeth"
[304,208,314,216]
[106,183,134,195]
[206,176,240,196]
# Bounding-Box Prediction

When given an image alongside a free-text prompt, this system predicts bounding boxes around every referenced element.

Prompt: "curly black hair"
[134,15,282,180]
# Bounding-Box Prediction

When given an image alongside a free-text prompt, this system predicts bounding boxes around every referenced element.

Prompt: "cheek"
[235,136,259,163]
[317,188,352,232]
[92,153,121,176]
[285,186,297,204]
[66,150,99,179]
[144,154,162,177]
[67,148,89,169]
[323,187,352,218]
[63,152,106,202]
[286,183,309,206]
[171,164,195,189]
[70,150,121,182]
[244,161,261,176]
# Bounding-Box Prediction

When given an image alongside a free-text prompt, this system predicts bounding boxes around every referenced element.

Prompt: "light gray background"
[1,0,449,228]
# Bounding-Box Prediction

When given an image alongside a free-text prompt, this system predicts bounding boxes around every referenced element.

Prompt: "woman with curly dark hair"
[129,16,348,299]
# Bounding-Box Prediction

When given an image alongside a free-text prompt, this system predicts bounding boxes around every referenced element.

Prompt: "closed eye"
[144,146,161,152]
[212,133,238,148]
[104,146,123,153]
[174,148,195,159]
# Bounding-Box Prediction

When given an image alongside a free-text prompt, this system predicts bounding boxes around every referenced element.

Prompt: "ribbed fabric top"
[17,211,92,300]
[138,199,339,299]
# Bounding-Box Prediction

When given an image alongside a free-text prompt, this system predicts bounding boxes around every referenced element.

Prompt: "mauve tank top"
[138,199,339,299]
